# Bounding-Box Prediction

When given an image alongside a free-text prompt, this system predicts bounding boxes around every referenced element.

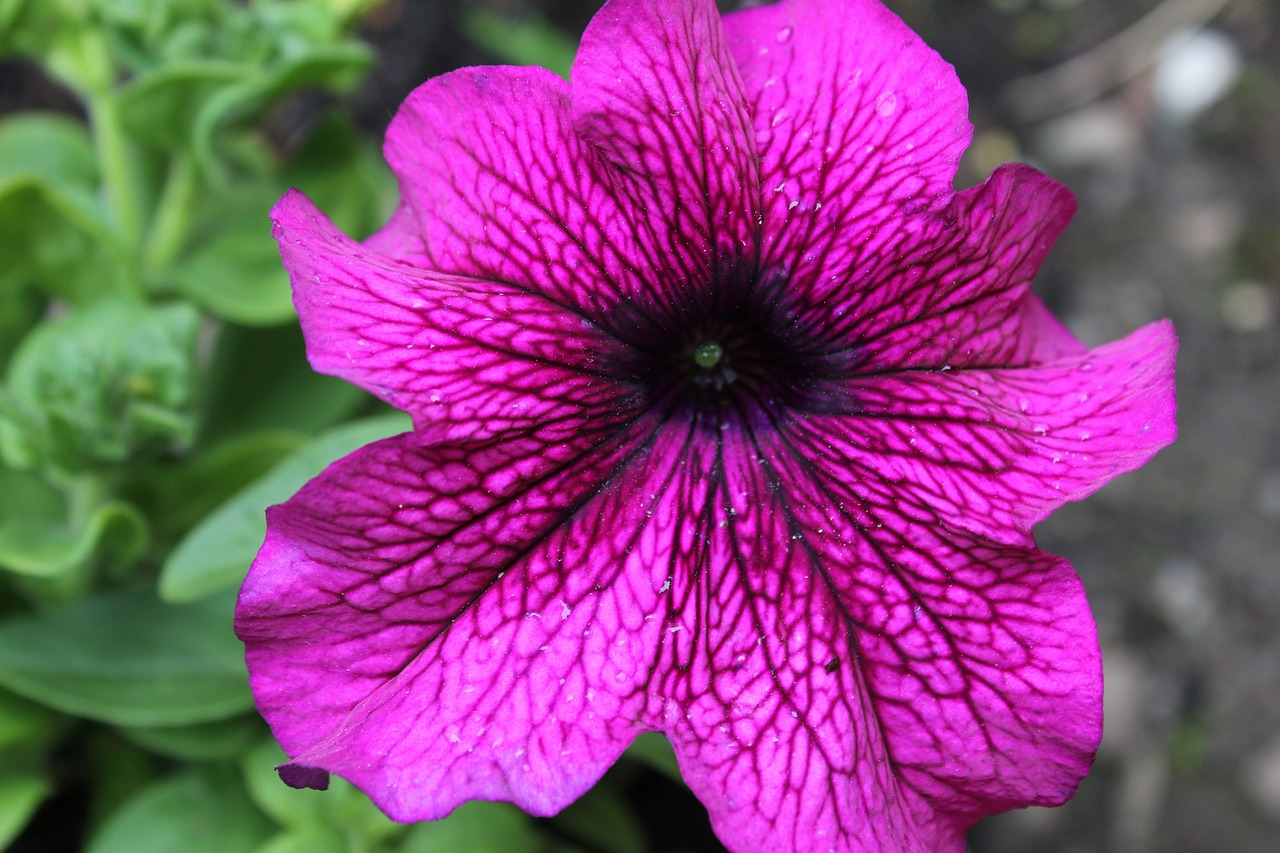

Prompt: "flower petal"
[633,425,1101,852]
[572,0,761,302]
[832,164,1079,371]
[790,163,1078,372]
[236,424,682,819]
[644,428,923,852]
[723,0,970,305]
[272,190,634,442]
[376,65,651,317]
[797,320,1178,544]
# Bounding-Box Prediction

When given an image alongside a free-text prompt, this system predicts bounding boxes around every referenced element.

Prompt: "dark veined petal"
[237,423,672,818]
[723,0,969,303]
[272,190,635,443]
[828,164,1078,371]
[801,320,1179,544]
[572,0,761,304]
[375,65,651,319]
[791,161,1079,373]
[635,425,925,852]
[725,0,1076,371]
[727,432,1105,852]
[637,422,1103,852]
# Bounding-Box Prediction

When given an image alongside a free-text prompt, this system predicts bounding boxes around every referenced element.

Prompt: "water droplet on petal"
[776,26,793,43]
[1078,361,1096,372]
[1017,397,1030,413]
[875,91,898,117]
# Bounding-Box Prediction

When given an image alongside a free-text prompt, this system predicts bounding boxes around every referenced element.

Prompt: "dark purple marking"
[277,763,330,791]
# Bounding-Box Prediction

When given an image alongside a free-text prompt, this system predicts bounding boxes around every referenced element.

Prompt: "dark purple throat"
[605,264,856,431]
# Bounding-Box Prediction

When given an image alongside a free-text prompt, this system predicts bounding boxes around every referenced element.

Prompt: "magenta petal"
[378,65,654,316]
[802,320,1179,543]
[724,0,970,298]
[837,532,1102,848]
[794,163,1079,371]
[630,427,1102,852]
[237,426,675,819]
[272,190,634,442]
[572,0,760,292]
[843,164,1077,370]
[1013,292,1090,363]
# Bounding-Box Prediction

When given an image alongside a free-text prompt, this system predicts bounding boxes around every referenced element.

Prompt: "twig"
[1005,0,1236,121]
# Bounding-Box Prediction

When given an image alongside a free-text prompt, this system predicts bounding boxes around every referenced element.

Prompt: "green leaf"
[118,714,264,761]
[0,585,252,726]
[0,765,51,850]
[118,60,249,151]
[0,272,41,369]
[458,7,577,80]
[191,42,371,182]
[0,113,101,220]
[0,466,146,578]
[131,429,305,550]
[1,298,200,471]
[400,801,546,853]
[622,731,682,783]
[201,322,370,441]
[0,2,114,95]
[321,0,391,27]
[172,112,391,326]
[169,211,294,324]
[160,413,406,602]
[0,688,59,752]
[551,776,646,853]
[86,765,273,853]
[0,185,121,304]
[282,112,394,241]
[0,690,59,848]
[0,114,120,304]
[252,827,349,853]
[84,726,158,831]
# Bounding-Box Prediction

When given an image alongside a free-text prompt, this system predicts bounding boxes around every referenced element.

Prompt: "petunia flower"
[235,0,1178,850]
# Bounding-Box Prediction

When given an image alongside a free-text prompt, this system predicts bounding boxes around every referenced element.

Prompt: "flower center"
[604,268,851,430]
[693,341,724,369]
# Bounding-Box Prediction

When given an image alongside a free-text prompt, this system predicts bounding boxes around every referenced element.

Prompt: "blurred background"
[0,0,1276,851]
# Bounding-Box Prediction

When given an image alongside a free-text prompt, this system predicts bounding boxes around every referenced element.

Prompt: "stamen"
[693,341,724,368]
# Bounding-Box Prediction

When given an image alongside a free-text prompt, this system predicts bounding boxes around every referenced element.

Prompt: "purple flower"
[235,0,1177,850]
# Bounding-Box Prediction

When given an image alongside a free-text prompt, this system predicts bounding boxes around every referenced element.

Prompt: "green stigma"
[693,341,724,368]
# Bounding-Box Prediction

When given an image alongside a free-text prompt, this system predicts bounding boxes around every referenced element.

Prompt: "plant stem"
[144,155,200,276]
[88,92,146,252]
